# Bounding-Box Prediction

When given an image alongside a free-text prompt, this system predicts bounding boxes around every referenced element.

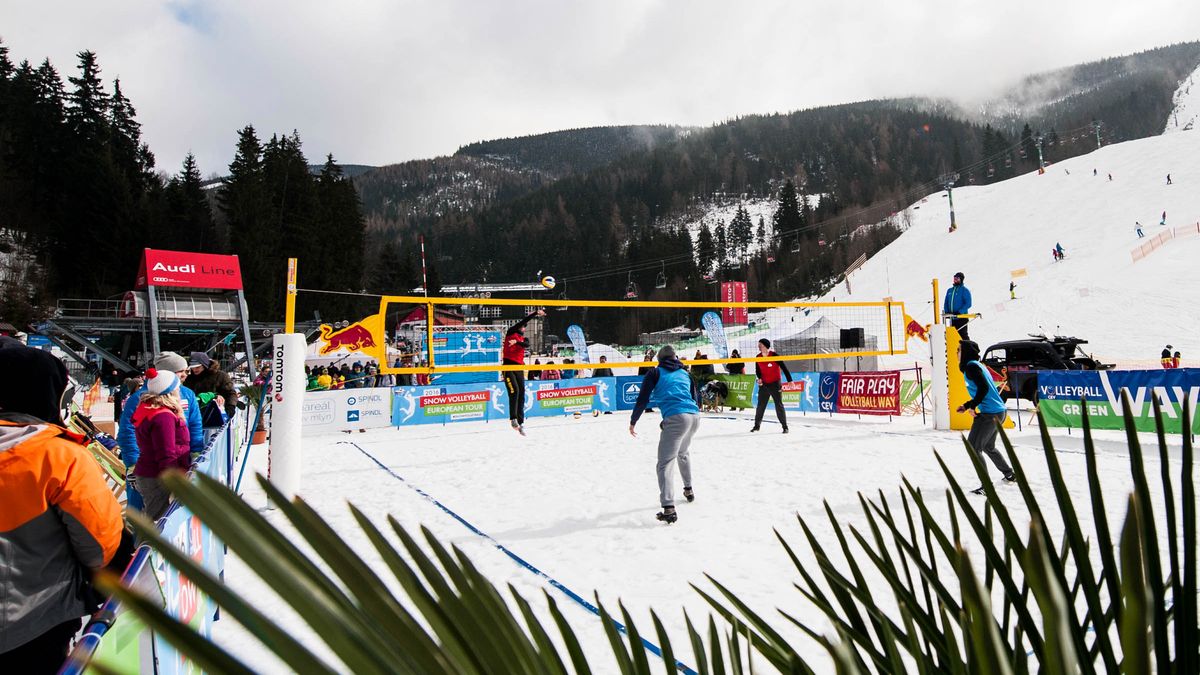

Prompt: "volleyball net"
[303,294,910,376]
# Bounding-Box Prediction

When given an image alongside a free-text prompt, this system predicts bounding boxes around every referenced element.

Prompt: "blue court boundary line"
[341,441,697,675]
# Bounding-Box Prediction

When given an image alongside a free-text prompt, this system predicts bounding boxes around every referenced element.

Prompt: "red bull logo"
[318,322,377,355]
[904,315,931,343]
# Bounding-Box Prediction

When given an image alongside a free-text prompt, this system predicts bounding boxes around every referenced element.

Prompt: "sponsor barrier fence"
[301,387,394,433]
[386,371,907,425]
[61,411,244,674]
[1037,368,1200,434]
[1130,221,1199,262]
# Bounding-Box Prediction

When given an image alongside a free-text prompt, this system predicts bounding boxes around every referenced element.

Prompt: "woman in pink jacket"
[131,367,192,520]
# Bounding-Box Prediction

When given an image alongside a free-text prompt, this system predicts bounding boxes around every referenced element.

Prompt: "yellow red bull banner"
[315,313,386,361]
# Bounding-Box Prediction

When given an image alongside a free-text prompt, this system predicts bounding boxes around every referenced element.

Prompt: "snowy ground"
[1165,62,1200,134]
[213,409,1185,673]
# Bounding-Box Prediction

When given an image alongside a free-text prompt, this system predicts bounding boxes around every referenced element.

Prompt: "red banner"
[836,371,900,415]
[720,281,748,325]
[135,249,244,290]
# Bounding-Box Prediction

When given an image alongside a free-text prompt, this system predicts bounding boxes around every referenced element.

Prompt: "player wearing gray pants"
[657,413,699,507]
[629,345,702,523]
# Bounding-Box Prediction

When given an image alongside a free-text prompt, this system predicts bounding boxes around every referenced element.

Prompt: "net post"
[267,333,305,502]
[426,302,435,369]
[284,258,297,334]
[885,302,895,355]
[932,278,940,324]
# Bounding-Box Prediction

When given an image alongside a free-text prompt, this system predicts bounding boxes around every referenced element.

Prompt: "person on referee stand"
[503,308,546,436]
[943,271,973,340]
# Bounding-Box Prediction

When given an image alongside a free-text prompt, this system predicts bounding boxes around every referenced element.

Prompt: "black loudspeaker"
[839,328,864,349]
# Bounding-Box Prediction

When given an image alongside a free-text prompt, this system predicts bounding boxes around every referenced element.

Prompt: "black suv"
[981,336,1113,402]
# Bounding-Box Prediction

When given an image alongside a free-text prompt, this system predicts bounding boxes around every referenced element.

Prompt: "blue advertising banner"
[422,330,503,384]
[818,372,841,413]
[615,375,645,411]
[701,311,729,358]
[1037,368,1200,433]
[566,325,590,363]
[524,377,615,417]
[392,381,509,425]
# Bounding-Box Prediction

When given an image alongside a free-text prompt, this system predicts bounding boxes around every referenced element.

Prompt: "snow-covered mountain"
[1165,61,1200,133]
[816,130,1200,368]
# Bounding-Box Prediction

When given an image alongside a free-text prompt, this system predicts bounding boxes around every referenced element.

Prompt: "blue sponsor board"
[424,330,504,385]
[392,382,509,426]
[818,372,841,413]
[524,377,615,417]
[1037,368,1200,433]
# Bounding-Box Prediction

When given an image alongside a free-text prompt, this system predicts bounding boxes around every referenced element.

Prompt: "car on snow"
[981,335,1113,402]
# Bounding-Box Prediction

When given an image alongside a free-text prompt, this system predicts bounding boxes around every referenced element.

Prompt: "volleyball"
[541,275,557,290]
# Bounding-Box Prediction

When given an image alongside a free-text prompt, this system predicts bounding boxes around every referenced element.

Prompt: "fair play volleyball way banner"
[1037,369,1200,433]
[835,371,901,415]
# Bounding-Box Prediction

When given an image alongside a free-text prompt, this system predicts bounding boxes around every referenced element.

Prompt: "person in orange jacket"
[0,338,131,673]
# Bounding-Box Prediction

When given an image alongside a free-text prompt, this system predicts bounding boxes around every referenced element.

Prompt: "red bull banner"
[720,282,748,325]
[836,371,901,415]
[903,311,930,343]
[315,312,386,363]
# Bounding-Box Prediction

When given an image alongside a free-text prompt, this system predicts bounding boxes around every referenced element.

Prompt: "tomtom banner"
[836,371,901,415]
[720,282,748,325]
[701,311,729,358]
[301,388,394,433]
[135,248,244,290]
[1037,369,1200,434]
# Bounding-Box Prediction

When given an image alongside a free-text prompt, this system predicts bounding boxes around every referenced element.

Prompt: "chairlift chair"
[556,281,569,311]
[624,272,640,300]
[790,237,801,253]
[968,173,976,184]
[1019,148,1027,159]
[1004,156,1012,168]
[654,262,667,289]
[986,164,995,178]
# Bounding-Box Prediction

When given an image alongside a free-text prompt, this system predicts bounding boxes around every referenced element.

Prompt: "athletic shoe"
[511,420,526,436]
[971,485,987,495]
[1002,472,1017,483]
[683,487,694,502]
[750,425,760,432]
[782,427,789,434]
[656,506,677,524]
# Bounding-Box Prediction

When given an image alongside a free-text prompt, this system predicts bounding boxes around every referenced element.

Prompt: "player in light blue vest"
[630,345,700,524]
[956,340,1016,494]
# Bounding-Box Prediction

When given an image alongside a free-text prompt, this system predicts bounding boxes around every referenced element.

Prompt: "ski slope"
[1165,61,1200,134]
[823,130,1200,369]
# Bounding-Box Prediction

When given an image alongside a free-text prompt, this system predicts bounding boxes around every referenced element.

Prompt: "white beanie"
[144,367,180,396]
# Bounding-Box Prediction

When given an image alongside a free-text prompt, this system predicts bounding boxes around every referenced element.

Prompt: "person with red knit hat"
[130,367,193,520]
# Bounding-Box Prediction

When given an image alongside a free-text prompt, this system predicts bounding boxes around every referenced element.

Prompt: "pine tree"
[696,221,716,276]
[756,215,766,249]
[714,219,728,273]
[772,180,803,244]
[166,153,217,251]
[220,125,275,314]
[729,205,753,262]
[66,51,107,146]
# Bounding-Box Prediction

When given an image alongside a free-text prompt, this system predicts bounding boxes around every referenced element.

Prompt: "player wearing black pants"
[751,338,792,433]
[502,309,545,435]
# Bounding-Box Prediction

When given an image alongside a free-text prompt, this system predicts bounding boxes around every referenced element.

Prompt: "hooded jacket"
[117,384,203,468]
[0,415,124,652]
[630,348,699,426]
[183,364,238,415]
[943,282,972,316]
[131,404,192,478]
[959,341,1005,414]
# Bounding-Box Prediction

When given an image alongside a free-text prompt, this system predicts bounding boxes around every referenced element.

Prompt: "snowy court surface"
[213,410,1185,673]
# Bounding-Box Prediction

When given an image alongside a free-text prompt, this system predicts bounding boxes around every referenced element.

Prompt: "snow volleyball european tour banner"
[1037,368,1200,433]
[392,378,616,425]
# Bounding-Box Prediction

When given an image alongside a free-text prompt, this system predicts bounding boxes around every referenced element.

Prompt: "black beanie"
[759,338,771,349]
[0,338,70,424]
[657,345,677,361]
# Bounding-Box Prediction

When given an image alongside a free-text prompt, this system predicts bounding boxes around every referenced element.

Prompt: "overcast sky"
[3,1,1199,176]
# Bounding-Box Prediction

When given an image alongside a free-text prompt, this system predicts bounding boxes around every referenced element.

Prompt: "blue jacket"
[631,357,699,426]
[943,283,972,316]
[117,385,204,467]
[963,361,1006,415]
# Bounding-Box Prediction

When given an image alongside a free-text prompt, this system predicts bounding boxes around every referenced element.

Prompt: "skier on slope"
[629,345,700,524]
[1009,281,1016,300]
[1055,242,1065,259]
[502,308,546,435]
[1136,222,1144,238]
[955,340,1016,494]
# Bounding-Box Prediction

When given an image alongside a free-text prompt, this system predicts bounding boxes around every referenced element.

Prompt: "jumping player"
[503,308,546,435]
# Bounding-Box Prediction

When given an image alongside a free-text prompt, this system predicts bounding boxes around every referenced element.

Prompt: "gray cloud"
[2,0,1198,177]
